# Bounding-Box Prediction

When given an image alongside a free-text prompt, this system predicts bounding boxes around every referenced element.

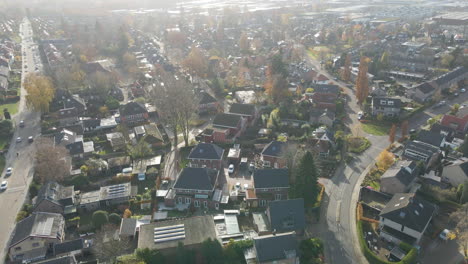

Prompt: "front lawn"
[0,155,5,174]
[361,123,390,136]
[1,101,19,117]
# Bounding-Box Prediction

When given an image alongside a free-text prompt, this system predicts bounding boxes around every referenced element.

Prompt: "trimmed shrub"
[109,213,122,225]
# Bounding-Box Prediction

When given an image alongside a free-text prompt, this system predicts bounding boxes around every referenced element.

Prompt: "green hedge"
[357,221,418,264]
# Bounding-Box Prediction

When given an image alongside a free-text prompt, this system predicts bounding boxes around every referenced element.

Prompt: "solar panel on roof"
[154,235,185,243]
[153,224,184,232]
[154,227,185,235]
[154,231,185,239]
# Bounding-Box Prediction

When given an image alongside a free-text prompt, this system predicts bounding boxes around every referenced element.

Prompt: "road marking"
[336,200,341,223]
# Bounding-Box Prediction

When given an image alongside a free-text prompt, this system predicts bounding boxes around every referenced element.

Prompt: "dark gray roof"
[35,256,77,264]
[261,141,286,157]
[10,212,65,247]
[372,97,402,108]
[415,82,435,94]
[381,166,416,187]
[119,102,147,116]
[188,143,224,160]
[434,66,468,86]
[199,91,217,104]
[311,84,340,94]
[83,118,100,128]
[67,141,84,155]
[173,168,218,191]
[254,169,289,189]
[417,130,444,147]
[254,233,297,263]
[36,181,74,207]
[403,140,439,159]
[430,123,455,138]
[268,199,305,232]
[212,113,242,128]
[53,239,84,255]
[380,193,435,232]
[229,103,255,116]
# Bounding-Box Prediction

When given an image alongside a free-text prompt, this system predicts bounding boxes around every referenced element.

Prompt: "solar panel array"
[106,184,128,198]
[154,224,185,243]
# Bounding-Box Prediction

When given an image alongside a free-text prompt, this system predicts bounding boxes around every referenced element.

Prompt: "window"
[263,160,271,167]
[260,200,267,206]
[177,197,183,204]
[32,243,40,248]
[275,194,282,200]
[215,203,219,210]
[274,162,279,169]
[380,100,386,105]
[14,247,21,251]
[194,200,200,207]
[185,197,191,204]
[204,201,208,208]
[388,101,394,106]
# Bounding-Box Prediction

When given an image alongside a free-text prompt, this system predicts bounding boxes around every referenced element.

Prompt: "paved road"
[0,18,42,262]
[305,56,389,264]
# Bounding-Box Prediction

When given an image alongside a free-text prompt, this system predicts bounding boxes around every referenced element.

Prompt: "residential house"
[380,160,419,195]
[310,84,340,110]
[371,97,402,118]
[209,113,247,142]
[309,109,335,127]
[261,141,287,168]
[143,123,165,146]
[440,107,468,135]
[165,168,222,210]
[33,182,75,215]
[409,82,436,103]
[198,91,219,114]
[431,66,468,90]
[402,141,440,168]
[229,103,258,125]
[430,124,456,143]
[441,158,468,187]
[417,130,446,148]
[379,193,435,244]
[107,156,132,173]
[246,232,299,264]
[106,132,126,151]
[246,169,289,207]
[137,216,216,255]
[55,129,94,159]
[266,199,305,234]
[78,182,135,211]
[187,143,224,170]
[119,102,149,125]
[8,212,65,262]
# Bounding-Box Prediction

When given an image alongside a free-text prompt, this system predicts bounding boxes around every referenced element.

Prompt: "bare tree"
[152,71,196,148]
[34,137,71,183]
[93,224,133,263]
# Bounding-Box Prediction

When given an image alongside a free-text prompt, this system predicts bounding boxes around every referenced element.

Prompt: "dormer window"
[388,101,394,106]
[380,100,386,105]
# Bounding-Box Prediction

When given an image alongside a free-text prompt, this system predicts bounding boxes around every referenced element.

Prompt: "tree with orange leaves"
[356,56,370,104]
[389,124,397,143]
[401,120,409,139]
[182,46,208,77]
[341,53,351,82]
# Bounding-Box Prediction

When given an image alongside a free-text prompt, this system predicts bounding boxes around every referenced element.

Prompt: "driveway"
[0,18,42,261]
[420,239,465,264]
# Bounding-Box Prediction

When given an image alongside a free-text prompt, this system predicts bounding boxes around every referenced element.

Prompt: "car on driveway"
[228,164,235,175]
[0,181,7,191]
[19,120,24,127]
[16,137,22,143]
[28,136,34,143]
[461,88,466,93]
[435,101,446,107]
[6,167,12,176]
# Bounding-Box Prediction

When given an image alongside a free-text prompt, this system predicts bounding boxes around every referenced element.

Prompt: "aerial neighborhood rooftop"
[0,0,467,264]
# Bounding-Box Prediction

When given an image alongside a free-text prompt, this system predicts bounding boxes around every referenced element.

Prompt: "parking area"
[420,238,464,264]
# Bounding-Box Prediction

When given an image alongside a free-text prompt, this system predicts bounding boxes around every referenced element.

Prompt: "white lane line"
[336,200,342,223]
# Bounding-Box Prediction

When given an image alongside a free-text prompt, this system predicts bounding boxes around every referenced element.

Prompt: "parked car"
[228,164,235,174]
[19,120,24,127]
[16,137,22,143]
[439,229,451,241]
[461,88,466,93]
[28,136,33,143]
[6,167,12,176]
[357,111,364,120]
[0,181,7,191]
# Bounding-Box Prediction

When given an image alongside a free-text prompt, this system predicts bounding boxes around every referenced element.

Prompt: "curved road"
[0,18,42,262]
[305,57,388,264]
